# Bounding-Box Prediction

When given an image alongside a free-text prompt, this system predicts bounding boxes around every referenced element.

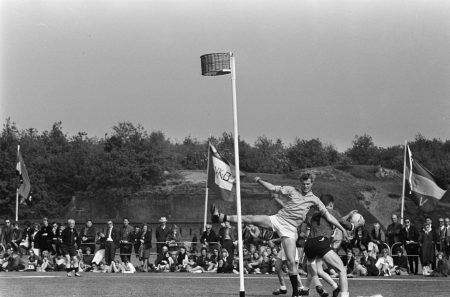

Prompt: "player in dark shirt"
[60,219,82,277]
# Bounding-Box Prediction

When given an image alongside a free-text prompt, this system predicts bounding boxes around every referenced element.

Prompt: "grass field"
[1,272,450,297]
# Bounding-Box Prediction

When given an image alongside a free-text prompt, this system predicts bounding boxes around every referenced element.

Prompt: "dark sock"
[74,267,79,273]
[66,268,71,273]
[289,274,299,295]
[223,214,227,222]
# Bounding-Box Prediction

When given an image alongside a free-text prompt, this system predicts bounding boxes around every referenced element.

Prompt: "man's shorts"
[277,245,300,263]
[61,244,78,257]
[304,236,332,259]
[269,215,298,239]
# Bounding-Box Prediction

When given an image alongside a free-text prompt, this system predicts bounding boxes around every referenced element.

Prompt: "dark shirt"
[200,230,217,245]
[60,228,81,247]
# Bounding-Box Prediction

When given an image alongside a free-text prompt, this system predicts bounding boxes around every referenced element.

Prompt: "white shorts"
[269,215,298,239]
[277,245,300,262]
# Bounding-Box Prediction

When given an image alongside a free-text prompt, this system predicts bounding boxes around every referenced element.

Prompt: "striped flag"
[16,148,32,204]
[207,143,237,202]
[406,145,447,209]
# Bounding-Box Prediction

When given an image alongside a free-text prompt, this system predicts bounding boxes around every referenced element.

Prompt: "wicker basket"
[200,53,231,76]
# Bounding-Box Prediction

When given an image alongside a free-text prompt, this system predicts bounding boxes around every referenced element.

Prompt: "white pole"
[16,144,20,222]
[400,140,407,225]
[203,144,211,231]
[230,52,245,297]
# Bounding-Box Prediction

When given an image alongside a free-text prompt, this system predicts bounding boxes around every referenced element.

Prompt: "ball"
[350,213,365,227]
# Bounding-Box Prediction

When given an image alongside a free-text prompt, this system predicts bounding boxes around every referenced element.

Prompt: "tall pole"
[400,140,407,225]
[16,145,20,222]
[203,144,211,231]
[230,52,245,297]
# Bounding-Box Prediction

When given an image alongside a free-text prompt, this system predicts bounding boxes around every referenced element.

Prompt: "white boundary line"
[1,274,449,282]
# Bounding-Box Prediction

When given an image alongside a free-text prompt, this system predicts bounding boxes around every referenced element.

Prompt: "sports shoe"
[67,272,72,277]
[272,288,287,295]
[210,205,220,223]
[332,287,341,297]
[74,272,81,277]
[316,286,329,297]
[299,288,309,296]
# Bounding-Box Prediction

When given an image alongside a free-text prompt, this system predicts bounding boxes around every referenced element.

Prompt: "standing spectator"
[200,224,218,251]
[435,218,446,253]
[444,218,450,259]
[155,217,171,254]
[386,213,403,248]
[40,217,53,254]
[20,221,33,252]
[419,222,435,275]
[30,223,42,256]
[80,220,97,254]
[130,225,142,260]
[401,217,420,275]
[119,218,134,262]
[190,233,199,254]
[50,222,60,255]
[104,220,119,267]
[1,219,13,247]
[60,218,82,277]
[369,222,385,254]
[10,222,23,255]
[139,224,152,272]
[220,222,235,256]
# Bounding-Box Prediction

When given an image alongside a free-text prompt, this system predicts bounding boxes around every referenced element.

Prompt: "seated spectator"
[155,245,174,272]
[369,222,386,254]
[186,255,205,273]
[342,249,356,275]
[80,247,94,272]
[54,255,66,271]
[166,226,181,254]
[393,248,409,275]
[205,249,218,272]
[26,249,41,271]
[196,247,209,271]
[375,248,395,276]
[10,222,23,255]
[358,248,379,276]
[220,222,235,256]
[247,251,262,274]
[111,259,123,273]
[217,248,234,273]
[259,250,272,274]
[40,251,54,272]
[176,246,189,272]
[4,250,25,272]
[92,231,106,269]
[430,252,450,277]
[121,258,136,274]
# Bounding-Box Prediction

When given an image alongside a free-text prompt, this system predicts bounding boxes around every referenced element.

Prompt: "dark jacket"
[60,227,81,247]
[80,226,97,245]
[140,231,152,249]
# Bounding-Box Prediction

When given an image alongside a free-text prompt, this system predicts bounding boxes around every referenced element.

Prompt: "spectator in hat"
[156,217,171,254]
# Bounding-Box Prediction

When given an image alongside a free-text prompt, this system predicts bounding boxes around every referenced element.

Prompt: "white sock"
[332,282,338,290]
[341,292,349,297]
[280,285,287,290]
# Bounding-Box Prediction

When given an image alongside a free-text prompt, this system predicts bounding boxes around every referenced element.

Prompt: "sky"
[1,0,449,151]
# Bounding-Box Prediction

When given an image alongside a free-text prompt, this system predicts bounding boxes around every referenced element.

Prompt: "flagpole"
[16,144,20,222]
[230,52,245,297]
[204,143,211,231]
[400,140,407,225]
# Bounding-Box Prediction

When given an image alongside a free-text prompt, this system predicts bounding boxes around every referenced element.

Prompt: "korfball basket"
[200,53,231,76]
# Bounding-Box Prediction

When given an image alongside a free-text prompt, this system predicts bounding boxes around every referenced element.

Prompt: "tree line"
[1,118,449,218]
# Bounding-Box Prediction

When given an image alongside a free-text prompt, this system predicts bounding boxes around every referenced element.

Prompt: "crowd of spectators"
[1,213,450,278]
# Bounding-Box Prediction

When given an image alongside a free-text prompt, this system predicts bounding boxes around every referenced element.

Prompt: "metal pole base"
[239,291,245,297]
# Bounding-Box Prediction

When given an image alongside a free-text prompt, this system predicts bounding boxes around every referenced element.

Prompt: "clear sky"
[1,0,449,151]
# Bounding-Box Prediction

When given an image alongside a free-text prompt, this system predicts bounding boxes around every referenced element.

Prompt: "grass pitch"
[1,273,450,297]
